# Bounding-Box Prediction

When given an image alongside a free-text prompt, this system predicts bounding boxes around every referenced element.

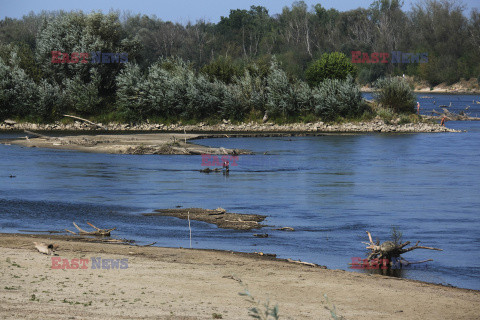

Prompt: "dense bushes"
[116,58,233,121]
[312,77,365,120]
[115,57,366,122]
[305,52,357,87]
[373,77,416,113]
[0,46,367,123]
[1,39,367,123]
[0,53,40,120]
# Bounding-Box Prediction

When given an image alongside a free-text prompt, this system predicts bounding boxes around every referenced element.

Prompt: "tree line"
[0,0,478,122]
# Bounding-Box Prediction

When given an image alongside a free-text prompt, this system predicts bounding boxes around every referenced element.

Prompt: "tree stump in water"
[363,231,442,268]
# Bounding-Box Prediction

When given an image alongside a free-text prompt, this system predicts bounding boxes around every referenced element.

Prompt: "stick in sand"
[188,211,192,248]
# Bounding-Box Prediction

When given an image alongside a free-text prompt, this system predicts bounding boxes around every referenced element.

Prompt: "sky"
[1,0,478,22]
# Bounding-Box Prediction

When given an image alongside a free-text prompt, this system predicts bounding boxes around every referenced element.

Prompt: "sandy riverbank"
[0,119,460,155]
[2,133,251,155]
[0,233,478,320]
[2,128,458,156]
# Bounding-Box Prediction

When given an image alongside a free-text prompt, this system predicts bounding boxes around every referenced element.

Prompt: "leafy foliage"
[0,2,477,121]
[200,56,242,84]
[305,52,357,86]
[312,77,365,121]
[373,77,416,113]
[0,53,38,119]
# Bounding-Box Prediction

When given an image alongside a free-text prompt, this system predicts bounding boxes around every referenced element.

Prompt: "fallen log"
[273,227,295,231]
[65,222,116,237]
[33,242,59,255]
[63,114,106,130]
[427,108,480,121]
[24,130,52,139]
[286,258,324,268]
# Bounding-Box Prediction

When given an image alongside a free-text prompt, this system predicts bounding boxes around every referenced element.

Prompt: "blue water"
[363,92,480,117]
[1,95,479,290]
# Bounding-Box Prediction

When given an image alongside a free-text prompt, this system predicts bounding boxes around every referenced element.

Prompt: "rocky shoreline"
[0,118,460,133]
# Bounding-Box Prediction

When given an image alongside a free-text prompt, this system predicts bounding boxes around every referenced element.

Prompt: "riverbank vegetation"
[1,0,476,124]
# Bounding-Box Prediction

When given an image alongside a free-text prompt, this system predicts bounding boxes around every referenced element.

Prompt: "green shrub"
[265,59,311,118]
[35,79,65,121]
[373,77,416,113]
[398,114,411,125]
[64,69,102,116]
[375,107,395,122]
[201,56,242,84]
[232,69,267,114]
[305,52,357,86]
[312,77,365,121]
[115,63,148,121]
[0,54,38,120]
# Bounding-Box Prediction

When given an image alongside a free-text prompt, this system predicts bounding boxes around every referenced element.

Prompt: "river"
[1,93,479,290]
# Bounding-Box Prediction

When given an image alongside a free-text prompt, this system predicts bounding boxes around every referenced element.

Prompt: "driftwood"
[33,242,59,255]
[63,114,107,129]
[428,107,480,121]
[65,222,116,237]
[200,168,222,173]
[286,258,325,268]
[363,231,442,266]
[131,242,157,247]
[24,130,52,139]
[273,227,295,231]
[253,233,268,238]
[19,230,63,234]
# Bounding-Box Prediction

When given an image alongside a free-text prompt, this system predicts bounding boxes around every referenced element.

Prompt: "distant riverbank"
[362,77,480,95]
[0,118,459,134]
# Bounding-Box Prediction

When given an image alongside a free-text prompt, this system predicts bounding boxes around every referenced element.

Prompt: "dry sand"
[0,233,478,320]
[4,133,249,155]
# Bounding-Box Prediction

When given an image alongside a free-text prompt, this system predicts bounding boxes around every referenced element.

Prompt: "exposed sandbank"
[0,233,479,320]
[143,208,267,230]
[2,133,250,155]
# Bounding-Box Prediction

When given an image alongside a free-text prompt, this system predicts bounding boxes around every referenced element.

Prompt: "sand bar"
[0,233,478,319]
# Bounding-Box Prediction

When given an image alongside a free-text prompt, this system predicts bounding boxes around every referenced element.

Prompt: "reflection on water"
[1,99,480,290]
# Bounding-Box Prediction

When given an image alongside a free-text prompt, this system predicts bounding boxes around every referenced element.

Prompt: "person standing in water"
[223,160,230,173]
[441,115,447,126]
[417,102,420,115]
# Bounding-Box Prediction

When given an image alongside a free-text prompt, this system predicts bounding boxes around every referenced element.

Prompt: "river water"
[1,93,479,290]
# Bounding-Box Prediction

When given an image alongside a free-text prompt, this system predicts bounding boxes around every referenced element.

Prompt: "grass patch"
[4,286,19,290]
[375,107,395,123]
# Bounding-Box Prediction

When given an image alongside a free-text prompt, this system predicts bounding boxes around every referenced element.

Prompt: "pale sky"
[1,0,478,23]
